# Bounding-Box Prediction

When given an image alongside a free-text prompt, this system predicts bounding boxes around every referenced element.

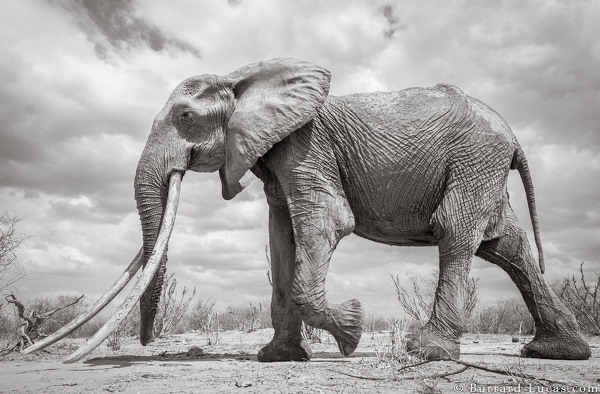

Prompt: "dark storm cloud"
[379,4,403,39]
[61,0,201,58]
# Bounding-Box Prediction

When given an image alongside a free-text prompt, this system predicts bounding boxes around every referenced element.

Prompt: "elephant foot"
[257,339,313,362]
[406,327,460,360]
[521,333,591,360]
[325,298,365,356]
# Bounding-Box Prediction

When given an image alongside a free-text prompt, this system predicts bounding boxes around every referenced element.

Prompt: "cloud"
[58,0,202,59]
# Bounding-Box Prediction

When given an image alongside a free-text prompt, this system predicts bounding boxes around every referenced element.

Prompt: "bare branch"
[3,293,85,354]
[40,295,85,318]
[329,358,576,385]
[557,262,600,335]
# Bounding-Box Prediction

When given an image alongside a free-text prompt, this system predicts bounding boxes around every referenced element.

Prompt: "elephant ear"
[219,58,331,200]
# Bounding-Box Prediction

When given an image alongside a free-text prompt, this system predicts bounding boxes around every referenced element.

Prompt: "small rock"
[511,336,519,343]
[187,346,204,357]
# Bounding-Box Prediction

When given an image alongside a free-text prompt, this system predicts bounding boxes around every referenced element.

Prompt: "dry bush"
[1,294,107,346]
[471,297,534,335]
[301,321,324,343]
[0,212,28,293]
[1,293,84,353]
[0,303,18,345]
[370,318,417,369]
[365,313,390,333]
[153,272,196,338]
[102,272,197,342]
[556,262,600,335]
[186,299,216,331]
[390,271,479,330]
[28,295,87,335]
[203,310,220,346]
[220,302,271,332]
[184,298,220,345]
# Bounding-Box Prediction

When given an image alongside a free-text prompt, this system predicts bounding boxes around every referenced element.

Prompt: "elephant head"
[25,58,331,361]
[134,58,331,344]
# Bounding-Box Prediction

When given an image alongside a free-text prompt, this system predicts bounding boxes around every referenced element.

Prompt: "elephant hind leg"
[407,195,490,359]
[475,208,590,360]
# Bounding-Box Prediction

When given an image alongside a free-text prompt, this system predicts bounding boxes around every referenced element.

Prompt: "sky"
[0,0,599,319]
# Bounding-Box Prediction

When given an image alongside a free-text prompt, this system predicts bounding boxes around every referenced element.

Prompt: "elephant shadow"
[83,350,376,368]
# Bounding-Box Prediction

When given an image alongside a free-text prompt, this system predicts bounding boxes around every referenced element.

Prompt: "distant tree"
[0,212,28,292]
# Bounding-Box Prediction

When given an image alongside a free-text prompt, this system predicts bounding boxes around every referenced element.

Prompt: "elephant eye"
[178,110,196,127]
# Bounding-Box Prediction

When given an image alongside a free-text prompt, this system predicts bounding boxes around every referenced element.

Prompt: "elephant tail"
[511,146,545,274]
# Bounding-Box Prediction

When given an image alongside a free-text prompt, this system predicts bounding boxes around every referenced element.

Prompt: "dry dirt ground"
[1,330,599,393]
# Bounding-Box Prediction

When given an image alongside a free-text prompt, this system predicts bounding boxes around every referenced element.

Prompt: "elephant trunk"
[134,148,173,345]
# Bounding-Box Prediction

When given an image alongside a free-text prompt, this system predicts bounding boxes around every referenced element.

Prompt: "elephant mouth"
[21,172,184,363]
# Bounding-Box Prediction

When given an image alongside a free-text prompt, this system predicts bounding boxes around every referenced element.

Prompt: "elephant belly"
[351,207,439,247]
[343,158,443,247]
[353,226,438,246]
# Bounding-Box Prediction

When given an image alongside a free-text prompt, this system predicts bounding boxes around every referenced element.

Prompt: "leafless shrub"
[28,295,89,336]
[183,298,220,345]
[365,314,390,333]
[106,328,123,351]
[203,311,220,346]
[417,379,442,394]
[0,303,15,344]
[153,273,196,338]
[0,212,28,293]
[557,262,600,335]
[187,299,216,330]
[390,271,478,330]
[370,318,416,369]
[390,273,434,326]
[2,293,84,354]
[471,297,534,335]
[301,321,324,343]
[223,302,269,332]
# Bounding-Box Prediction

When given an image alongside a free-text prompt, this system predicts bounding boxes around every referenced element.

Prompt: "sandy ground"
[1,330,599,393]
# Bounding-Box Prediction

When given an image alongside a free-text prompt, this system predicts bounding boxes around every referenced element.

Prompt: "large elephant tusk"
[22,248,144,355]
[63,172,183,363]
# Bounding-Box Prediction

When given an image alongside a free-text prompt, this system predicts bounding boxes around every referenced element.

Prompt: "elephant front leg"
[257,202,312,362]
[289,199,364,357]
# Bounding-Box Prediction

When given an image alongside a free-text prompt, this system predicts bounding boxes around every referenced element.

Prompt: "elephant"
[26,57,590,362]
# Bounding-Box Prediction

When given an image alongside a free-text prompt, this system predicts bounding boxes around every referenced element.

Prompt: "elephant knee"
[290,286,322,311]
[290,287,327,325]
